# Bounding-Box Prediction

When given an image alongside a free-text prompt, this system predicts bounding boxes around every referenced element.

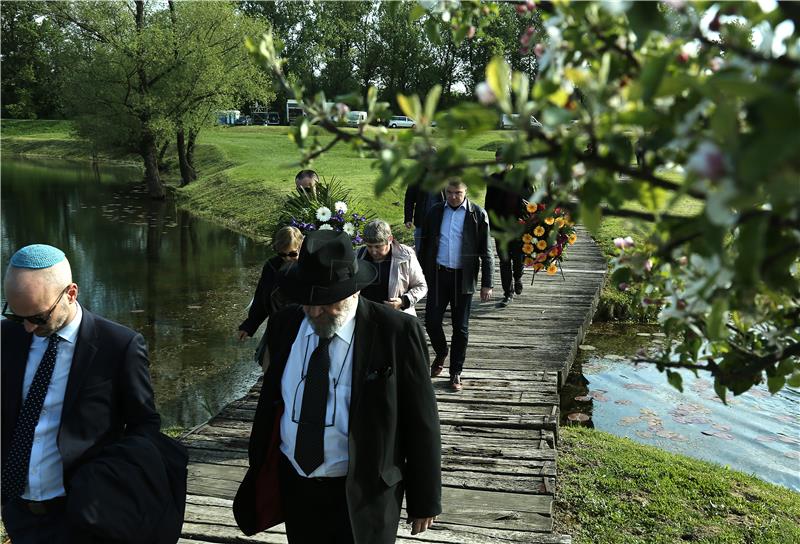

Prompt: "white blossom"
[318,223,334,231]
[316,206,332,222]
[343,222,355,235]
[334,201,348,213]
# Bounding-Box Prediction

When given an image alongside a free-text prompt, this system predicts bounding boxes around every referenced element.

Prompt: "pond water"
[1,157,268,429]
[562,323,800,491]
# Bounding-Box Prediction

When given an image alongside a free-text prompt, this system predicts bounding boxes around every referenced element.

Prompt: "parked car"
[346,110,368,127]
[234,115,252,126]
[388,115,415,128]
[500,113,542,130]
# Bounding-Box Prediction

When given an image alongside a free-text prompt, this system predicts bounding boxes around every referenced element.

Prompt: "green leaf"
[397,93,417,119]
[713,378,728,404]
[579,202,602,234]
[424,85,441,123]
[634,53,670,105]
[711,100,738,148]
[767,374,785,394]
[706,297,728,341]
[787,372,800,388]
[409,3,427,22]
[627,2,667,45]
[734,213,768,287]
[367,86,377,113]
[666,370,684,392]
[424,17,441,46]
[486,57,510,111]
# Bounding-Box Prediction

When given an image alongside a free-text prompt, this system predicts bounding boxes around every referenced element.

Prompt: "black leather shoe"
[514,281,524,295]
[496,294,513,308]
[430,353,447,377]
[449,374,463,391]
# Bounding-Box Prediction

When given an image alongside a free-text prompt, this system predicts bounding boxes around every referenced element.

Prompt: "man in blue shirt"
[418,179,494,391]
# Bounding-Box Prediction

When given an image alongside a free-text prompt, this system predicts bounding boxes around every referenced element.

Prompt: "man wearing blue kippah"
[1,244,177,543]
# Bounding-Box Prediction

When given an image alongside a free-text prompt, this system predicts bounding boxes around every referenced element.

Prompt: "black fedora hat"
[279,230,377,306]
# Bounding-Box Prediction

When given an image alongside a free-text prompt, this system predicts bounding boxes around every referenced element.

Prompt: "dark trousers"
[496,238,524,296]
[279,454,354,544]
[424,267,473,375]
[2,497,72,544]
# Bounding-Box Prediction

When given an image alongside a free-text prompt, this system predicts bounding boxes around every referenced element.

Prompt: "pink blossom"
[335,103,350,117]
[475,81,496,105]
[613,237,635,250]
[687,141,727,181]
[618,282,630,292]
[533,43,545,58]
[467,26,476,39]
[644,259,653,272]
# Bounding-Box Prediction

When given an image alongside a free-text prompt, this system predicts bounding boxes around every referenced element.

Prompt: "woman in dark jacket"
[237,226,303,368]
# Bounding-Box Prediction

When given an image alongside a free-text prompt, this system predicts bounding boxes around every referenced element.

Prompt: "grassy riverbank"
[1,119,696,314]
[555,427,800,543]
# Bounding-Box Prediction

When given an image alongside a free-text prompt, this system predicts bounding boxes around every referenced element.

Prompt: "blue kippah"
[9,244,66,269]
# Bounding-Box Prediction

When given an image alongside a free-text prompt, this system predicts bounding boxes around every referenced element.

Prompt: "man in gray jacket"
[418,178,494,391]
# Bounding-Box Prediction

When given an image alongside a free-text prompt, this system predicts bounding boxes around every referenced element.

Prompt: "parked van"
[346,110,368,127]
[500,113,542,130]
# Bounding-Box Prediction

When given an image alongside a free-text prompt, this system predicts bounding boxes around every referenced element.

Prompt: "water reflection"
[563,324,800,491]
[1,157,267,428]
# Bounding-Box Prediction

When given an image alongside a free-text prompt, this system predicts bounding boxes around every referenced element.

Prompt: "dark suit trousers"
[425,267,473,375]
[279,454,354,544]
[2,497,77,544]
[496,238,524,296]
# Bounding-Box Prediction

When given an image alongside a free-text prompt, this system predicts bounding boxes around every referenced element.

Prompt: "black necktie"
[2,335,62,503]
[295,336,331,475]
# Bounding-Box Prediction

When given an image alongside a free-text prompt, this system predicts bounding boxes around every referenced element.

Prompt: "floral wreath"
[520,201,577,279]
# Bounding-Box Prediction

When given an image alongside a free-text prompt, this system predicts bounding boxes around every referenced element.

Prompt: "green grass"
[555,427,800,543]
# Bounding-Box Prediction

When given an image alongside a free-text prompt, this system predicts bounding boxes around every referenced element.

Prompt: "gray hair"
[363,219,392,244]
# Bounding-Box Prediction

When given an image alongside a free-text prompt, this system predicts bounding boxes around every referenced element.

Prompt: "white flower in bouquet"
[318,223,334,230]
[316,206,332,222]
[343,222,355,235]
[334,201,348,214]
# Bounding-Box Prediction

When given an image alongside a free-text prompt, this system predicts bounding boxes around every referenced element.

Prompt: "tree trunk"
[176,127,193,186]
[141,128,165,199]
[186,129,198,180]
[158,140,170,173]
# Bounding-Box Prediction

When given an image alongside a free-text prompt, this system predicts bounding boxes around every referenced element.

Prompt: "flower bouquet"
[279,177,373,246]
[519,202,577,280]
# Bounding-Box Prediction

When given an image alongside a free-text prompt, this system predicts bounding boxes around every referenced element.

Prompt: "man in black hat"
[233,230,442,544]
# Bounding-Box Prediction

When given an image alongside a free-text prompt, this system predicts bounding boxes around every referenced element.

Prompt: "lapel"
[62,308,99,419]
[349,298,376,419]
[1,323,34,426]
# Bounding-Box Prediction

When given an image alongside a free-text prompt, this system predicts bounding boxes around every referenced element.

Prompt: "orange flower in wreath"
[522,243,534,254]
[555,217,566,228]
[547,263,558,275]
[533,263,544,272]
[568,233,578,245]
[526,202,538,213]
[544,217,555,225]
[522,233,534,243]
[536,240,548,250]
[549,248,559,257]
[524,257,535,267]
[533,225,545,237]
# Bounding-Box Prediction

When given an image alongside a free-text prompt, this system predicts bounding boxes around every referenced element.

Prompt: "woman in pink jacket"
[358,219,428,316]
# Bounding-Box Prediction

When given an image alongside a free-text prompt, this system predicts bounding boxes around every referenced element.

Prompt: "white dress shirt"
[280,303,357,477]
[436,199,468,269]
[21,303,83,501]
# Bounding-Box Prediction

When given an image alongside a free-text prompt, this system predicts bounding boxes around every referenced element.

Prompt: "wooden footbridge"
[178,227,606,544]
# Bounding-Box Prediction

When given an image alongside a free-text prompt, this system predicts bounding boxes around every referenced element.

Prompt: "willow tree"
[249,0,800,398]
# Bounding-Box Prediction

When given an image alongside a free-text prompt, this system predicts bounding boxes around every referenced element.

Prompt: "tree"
[1,1,68,119]
[249,1,800,398]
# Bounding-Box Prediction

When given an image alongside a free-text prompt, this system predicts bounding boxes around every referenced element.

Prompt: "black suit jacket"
[1,308,162,495]
[419,199,494,294]
[233,299,442,544]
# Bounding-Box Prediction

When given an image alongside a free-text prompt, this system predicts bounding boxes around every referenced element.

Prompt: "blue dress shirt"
[21,303,83,500]
[436,200,468,269]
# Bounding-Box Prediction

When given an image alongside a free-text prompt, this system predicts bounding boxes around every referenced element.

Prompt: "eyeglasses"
[2,285,70,325]
[278,251,299,258]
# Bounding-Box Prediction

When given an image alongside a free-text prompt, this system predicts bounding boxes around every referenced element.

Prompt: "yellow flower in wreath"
[533,263,545,272]
[544,217,555,225]
[522,243,534,254]
[568,233,578,245]
[524,257,535,267]
[522,233,534,243]
[533,225,545,237]
[547,262,558,275]
[536,239,548,250]
[555,217,565,228]
[549,248,559,257]
[526,202,538,213]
